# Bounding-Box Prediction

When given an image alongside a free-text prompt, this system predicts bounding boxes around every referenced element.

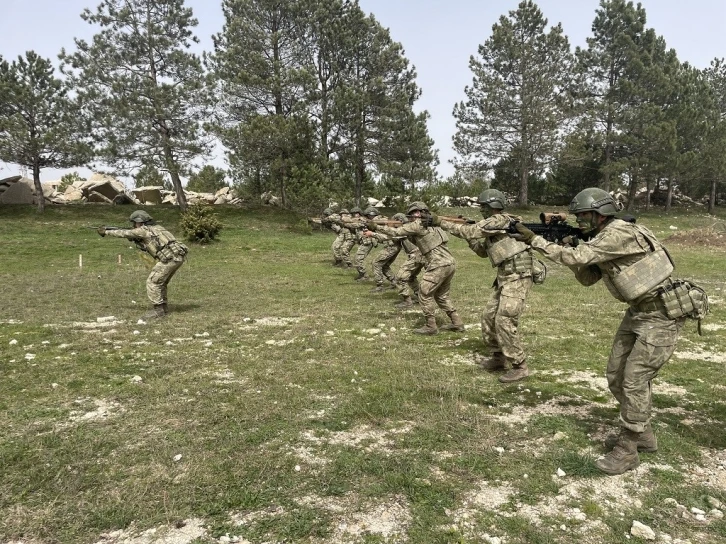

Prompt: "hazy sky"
[1,0,724,182]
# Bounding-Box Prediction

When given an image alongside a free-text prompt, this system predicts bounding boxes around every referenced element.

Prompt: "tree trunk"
[162,141,187,211]
[645,176,651,212]
[665,175,674,212]
[709,179,717,214]
[33,162,45,213]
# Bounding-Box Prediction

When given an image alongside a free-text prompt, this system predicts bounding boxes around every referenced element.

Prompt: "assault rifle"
[438,215,476,225]
[508,212,636,244]
[84,226,124,231]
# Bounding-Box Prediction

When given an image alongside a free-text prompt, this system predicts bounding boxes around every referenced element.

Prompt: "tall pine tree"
[452,0,574,205]
[60,0,213,210]
[0,52,90,212]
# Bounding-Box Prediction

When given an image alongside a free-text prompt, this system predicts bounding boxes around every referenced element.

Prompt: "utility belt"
[630,296,667,314]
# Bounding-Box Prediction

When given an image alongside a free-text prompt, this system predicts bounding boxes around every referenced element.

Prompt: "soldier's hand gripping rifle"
[84,226,123,237]
[507,213,590,245]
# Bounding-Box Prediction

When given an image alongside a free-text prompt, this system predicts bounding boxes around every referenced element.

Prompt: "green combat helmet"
[322,208,333,217]
[350,206,363,216]
[392,213,407,223]
[363,207,379,218]
[478,189,506,209]
[406,201,429,214]
[340,208,350,215]
[129,210,153,224]
[569,188,619,216]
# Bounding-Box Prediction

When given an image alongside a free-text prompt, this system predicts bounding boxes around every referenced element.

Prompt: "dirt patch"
[299,494,412,543]
[94,518,207,544]
[666,223,726,249]
[300,422,414,454]
[673,347,726,364]
[65,398,124,426]
[684,448,726,491]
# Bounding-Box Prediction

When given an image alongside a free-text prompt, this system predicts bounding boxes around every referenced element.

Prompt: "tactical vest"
[416,226,448,255]
[486,234,529,267]
[599,223,674,302]
[139,225,188,263]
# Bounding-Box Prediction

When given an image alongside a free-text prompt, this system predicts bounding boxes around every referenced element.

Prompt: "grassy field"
[1,203,725,544]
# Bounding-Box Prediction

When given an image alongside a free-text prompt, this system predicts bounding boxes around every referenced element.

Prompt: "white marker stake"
[79,254,83,268]
[118,254,122,265]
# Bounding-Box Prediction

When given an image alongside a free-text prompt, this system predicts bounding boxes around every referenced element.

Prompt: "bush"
[179,204,223,244]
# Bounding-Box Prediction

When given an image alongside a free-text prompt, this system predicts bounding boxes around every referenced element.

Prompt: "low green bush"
[179,204,223,243]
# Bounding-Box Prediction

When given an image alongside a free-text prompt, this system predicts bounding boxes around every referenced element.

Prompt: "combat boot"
[354,272,369,282]
[370,284,386,293]
[142,304,166,320]
[161,302,169,314]
[395,296,414,309]
[604,422,657,453]
[595,429,641,475]
[499,361,529,383]
[440,311,465,332]
[476,352,507,371]
[414,316,438,335]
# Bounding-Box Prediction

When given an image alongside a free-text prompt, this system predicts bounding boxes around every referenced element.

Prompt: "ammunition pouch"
[532,258,547,285]
[659,280,709,333]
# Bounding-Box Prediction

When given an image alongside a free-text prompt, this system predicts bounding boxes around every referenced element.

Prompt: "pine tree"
[187,165,228,193]
[60,0,213,211]
[452,0,574,205]
[0,52,90,212]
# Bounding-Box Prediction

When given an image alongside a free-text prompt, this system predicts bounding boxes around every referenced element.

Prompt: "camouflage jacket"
[376,220,454,270]
[107,224,188,263]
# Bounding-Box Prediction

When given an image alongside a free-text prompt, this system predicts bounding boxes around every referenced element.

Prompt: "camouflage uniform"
[530,218,684,435]
[395,238,424,300]
[441,212,535,369]
[339,213,357,269]
[106,224,188,309]
[353,225,377,280]
[375,219,458,328]
[370,232,402,289]
[324,213,345,266]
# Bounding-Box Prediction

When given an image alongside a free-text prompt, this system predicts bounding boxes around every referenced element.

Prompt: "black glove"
[562,235,579,247]
[514,222,536,244]
[97,227,106,237]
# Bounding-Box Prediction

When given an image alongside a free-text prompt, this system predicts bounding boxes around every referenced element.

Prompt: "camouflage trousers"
[395,254,424,298]
[331,233,347,264]
[481,277,533,365]
[607,308,684,433]
[418,264,456,318]
[354,242,375,276]
[146,257,185,305]
[372,244,401,285]
[339,237,356,267]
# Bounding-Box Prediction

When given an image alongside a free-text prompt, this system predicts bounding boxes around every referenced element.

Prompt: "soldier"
[368,214,403,293]
[322,207,345,267]
[351,207,380,282]
[428,189,540,383]
[365,201,463,335]
[336,208,356,269]
[391,213,424,309]
[98,210,188,319]
[513,188,686,475]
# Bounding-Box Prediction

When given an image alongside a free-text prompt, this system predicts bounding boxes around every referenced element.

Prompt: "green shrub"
[179,204,223,244]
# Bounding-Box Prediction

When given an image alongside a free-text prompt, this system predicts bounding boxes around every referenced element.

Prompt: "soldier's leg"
[341,239,355,268]
[494,279,532,365]
[354,244,372,279]
[615,312,682,433]
[332,235,344,265]
[481,288,502,354]
[415,269,440,334]
[431,265,456,314]
[373,246,399,288]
